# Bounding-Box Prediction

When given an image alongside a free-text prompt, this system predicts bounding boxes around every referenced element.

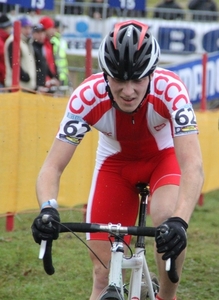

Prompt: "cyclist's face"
[107,76,150,113]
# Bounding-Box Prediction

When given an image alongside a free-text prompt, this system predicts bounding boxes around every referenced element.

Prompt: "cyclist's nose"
[122,81,135,96]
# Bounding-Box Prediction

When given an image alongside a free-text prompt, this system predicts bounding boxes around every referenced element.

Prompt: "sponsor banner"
[2,0,54,10]
[60,16,219,60]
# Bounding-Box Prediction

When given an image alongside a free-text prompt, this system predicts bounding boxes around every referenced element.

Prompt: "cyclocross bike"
[38,183,179,300]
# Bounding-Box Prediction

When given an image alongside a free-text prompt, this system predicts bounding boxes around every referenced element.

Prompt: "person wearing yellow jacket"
[51,20,69,87]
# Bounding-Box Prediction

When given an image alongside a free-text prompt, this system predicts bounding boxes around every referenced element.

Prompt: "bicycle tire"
[100,297,123,300]
[99,293,124,300]
[140,272,159,299]
[98,286,124,300]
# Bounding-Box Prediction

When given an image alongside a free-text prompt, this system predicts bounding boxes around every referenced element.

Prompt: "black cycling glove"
[155,217,188,260]
[31,207,60,244]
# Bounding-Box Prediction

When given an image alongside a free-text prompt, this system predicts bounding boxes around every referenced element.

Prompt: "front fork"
[108,241,125,297]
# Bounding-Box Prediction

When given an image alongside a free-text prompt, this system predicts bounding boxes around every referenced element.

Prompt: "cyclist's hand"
[31,207,60,244]
[155,217,188,260]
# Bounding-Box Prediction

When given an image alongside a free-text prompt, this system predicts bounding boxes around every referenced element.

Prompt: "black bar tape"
[43,240,55,275]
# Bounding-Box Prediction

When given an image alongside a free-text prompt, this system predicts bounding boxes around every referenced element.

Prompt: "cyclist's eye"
[133,79,143,84]
[113,78,125,83]
[112,78,144,84]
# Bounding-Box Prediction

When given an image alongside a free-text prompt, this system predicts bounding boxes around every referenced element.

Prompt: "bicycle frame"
[99,233,156,300]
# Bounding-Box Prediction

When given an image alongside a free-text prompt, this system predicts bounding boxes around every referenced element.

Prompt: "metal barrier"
[1,1,219,21]
[54,1,219,21]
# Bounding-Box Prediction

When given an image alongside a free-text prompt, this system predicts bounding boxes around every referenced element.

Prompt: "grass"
[0,190,219,299]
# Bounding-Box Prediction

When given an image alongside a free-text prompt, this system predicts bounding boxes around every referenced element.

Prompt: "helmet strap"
[105,79,123,112]
[104,72,115,104]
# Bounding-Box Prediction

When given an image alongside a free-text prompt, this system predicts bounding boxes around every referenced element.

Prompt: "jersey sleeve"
[56,84,92,146]
[154,68,199,138]
[56,73,110,145]
[171,103,199,137]
[56,111,91,145]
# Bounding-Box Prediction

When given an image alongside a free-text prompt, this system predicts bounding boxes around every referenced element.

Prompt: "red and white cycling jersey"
[57,67,198,169]
[57,68,199,241]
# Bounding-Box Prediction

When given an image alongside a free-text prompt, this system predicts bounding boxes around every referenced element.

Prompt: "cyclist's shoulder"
[79,72,106,89]
[151,67,188,94]
[153,67,182,82]
[149,67,190,110]
[72,72,108,103]
[65,72,111,121]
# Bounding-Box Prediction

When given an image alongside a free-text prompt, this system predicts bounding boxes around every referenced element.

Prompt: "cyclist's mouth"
[121,97,135,102]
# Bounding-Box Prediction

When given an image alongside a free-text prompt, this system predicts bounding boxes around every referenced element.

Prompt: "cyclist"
[32,20,204,300]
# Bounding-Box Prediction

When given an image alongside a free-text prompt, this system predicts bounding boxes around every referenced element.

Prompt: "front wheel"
[98,285,124,300]
[140,272,159,299]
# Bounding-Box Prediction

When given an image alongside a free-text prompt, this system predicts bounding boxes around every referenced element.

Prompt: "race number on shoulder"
[57,112,91,145]
[172,104,198,136]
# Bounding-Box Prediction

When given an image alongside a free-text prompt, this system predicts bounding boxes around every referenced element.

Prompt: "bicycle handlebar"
[39,215,179,283]
[60,222,156,236]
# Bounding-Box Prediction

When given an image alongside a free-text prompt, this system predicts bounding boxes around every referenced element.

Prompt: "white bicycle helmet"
[98,20,160,80]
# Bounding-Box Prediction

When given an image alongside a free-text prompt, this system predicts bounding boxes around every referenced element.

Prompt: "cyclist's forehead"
[108,76,149,84]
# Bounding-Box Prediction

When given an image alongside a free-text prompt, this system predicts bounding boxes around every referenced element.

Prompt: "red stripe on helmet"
[113,20,149,50]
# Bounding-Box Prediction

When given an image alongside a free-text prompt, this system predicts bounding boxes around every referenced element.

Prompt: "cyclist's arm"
[36,138,77,208]
[172,133,204,223]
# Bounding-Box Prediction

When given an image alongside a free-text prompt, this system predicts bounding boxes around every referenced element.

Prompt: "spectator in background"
[0,3,15,14]
[112,1,146,17]
[0,3,40,14]
[39,16,60,90]
[188,0,218,21]
[153,0,184,20]
[51,20,69,87]
[88,0,112,19]
[19,7,41,15]
[32,24,58,92]
[64,0,84,15]
[0,14,12,89]
[113,7,145,17]
[4,16,36,91]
